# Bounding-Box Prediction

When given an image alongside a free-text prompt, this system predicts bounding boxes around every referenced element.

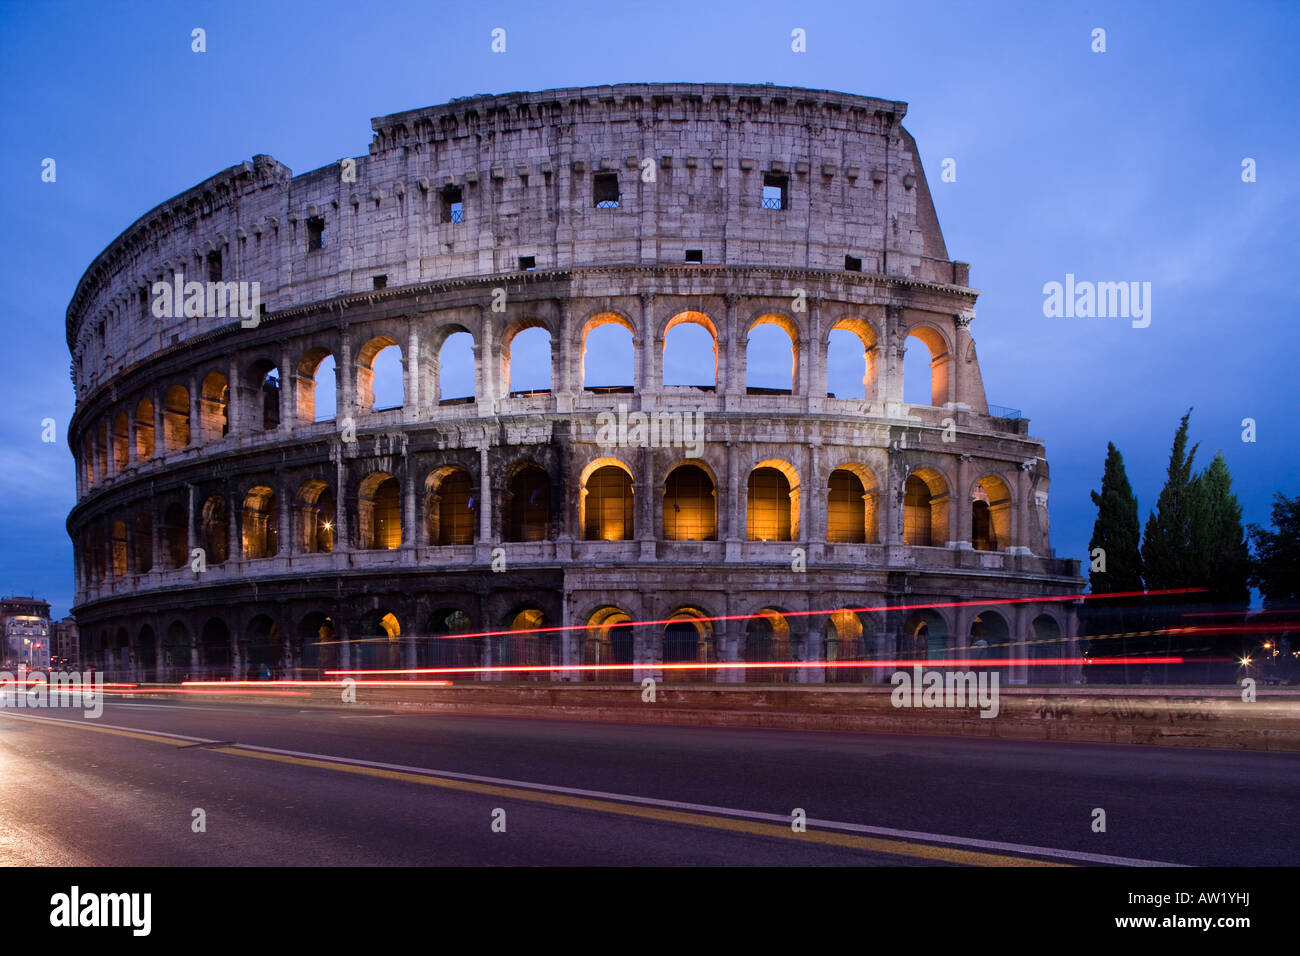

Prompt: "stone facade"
[65,83,1082,684]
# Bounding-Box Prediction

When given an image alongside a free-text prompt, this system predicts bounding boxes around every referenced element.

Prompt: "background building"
[65,83,1081,683]
[1,596,51,668]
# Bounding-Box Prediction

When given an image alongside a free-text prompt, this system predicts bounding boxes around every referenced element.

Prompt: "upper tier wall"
[66,83,962,398]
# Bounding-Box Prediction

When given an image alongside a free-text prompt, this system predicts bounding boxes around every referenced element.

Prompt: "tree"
[1087,442,1144,594]
[1249,493,1300,608]
[1141,409,1200,595]
[1187,451,1250,606]
[1085,442,1145,681]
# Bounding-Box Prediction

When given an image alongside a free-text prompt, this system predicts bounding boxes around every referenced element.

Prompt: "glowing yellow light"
[1240,657,1252,666]
[322,521,332,531]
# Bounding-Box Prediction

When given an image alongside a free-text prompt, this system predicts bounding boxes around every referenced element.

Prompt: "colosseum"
[65,82,1083,686]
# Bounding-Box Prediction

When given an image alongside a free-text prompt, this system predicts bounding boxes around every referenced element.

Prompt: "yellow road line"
[214,746,1065,866]
[2,710,1066,865]
[0,712,194,747]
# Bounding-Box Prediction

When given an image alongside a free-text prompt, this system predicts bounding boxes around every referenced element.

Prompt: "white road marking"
[1,710,1186,866]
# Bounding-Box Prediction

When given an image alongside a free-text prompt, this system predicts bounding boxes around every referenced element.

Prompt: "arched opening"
[83,436,95,487]
[90,527,105,583]
[582,606,634,681]
[827,465,879,543]
[423,608,477,671]
[747,462,799,541]
[247,360,281,431]
[663,463,717,540]
[504,324,552,396]
[241,486,278,559]
[96,424,107,479]
[746,314,797,393]
[110,520,127,578]
[111,412,129,472]
[425,467,475,545]
[437,330,475,404]
[133,511,153,574]
[664,608,712,683]
[1031,614,1064,685]
[745,608,791,683]
[200,495,229,564]
[904,469,949,547]
[357,336,403,412]
[297,612,337,678]
[905,609,950,663]
[298,348,336,423]
[826,318,878,400]
[243,615,282,680]
[162,385,189,451]
[356,609,402,671]
[137,625,157,681]
[199,617,231,677]
[581,314,634,391]
[199,370,229,441]
[162,502,187,569]
[113,627,130,675]
[358,473,401,550]
[582,461,634,541]
[162,621,190,681]
[825,609,869,684]
[972,475,1013,551]
[498,607,549,679]
[663,311,717,388]
[295,480,335,554]
[505,464,550,542]
[969,610,1010,682]
[903,325,950,407]
[134,398,155,459]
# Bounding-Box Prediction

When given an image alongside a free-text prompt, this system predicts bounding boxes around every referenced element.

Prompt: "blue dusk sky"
[0,0,1296,618]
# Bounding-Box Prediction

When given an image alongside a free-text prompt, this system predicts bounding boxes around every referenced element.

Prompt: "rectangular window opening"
[762,172,788,211]
[373,275,387,290]
[594,172,620,208]
[440,186,463,223]
[518,255,536,271]
[206,251,222,283]
[684,249,703,265]
[844,255,862,272]
[307,216,325,252]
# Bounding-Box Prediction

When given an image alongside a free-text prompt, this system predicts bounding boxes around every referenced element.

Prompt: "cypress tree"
[1188,451,1250,606]
[1087,443,1144,593]
[1141,409,1200,595]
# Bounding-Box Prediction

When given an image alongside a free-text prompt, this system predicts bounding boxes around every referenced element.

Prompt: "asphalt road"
[1,700,1295,866]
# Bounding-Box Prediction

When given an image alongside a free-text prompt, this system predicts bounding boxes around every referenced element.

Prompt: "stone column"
[185,483,198,555]
[227,488,241,565]
[882,305,904,411]
[154,394,165,457]
[554,297,573,412]
[637,293,658,403]
[334,450,350,552]
[280,348,294,431]
[952,309,975,409]
[403,445,416,549]
[955,454,973,549]
[338,329,355,422]
[405,322,420,421]
[1012,601,1032,685]
[722,293,744,408]
[188,373,200,447]
[227,357,241,436]
[476,443,493,559]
